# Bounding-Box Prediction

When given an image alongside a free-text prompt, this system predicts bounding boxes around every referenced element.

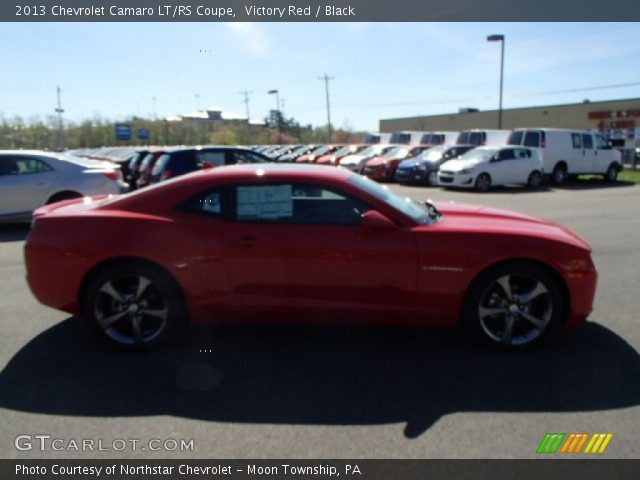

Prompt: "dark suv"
[149,146,271,185]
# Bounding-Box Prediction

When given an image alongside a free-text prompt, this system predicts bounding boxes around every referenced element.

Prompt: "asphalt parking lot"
[1,179,639,459]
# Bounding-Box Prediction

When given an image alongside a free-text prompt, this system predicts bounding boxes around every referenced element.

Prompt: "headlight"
[417,164,429,171]
[458,168,473,175]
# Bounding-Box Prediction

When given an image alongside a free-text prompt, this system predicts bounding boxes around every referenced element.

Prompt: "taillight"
[103,170,119,181]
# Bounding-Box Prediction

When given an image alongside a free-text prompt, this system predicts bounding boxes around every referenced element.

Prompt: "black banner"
[3,0,640,22]
[3,460,640,480]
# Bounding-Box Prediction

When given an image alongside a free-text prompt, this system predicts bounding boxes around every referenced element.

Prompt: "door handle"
[235,236,260,248]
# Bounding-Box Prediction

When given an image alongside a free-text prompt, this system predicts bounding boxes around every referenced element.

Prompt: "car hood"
[440,158,484,171]
[366,156,398,167]
[426,202,592,251]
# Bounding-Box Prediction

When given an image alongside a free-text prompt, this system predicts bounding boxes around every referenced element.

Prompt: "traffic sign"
[115,123,132,140]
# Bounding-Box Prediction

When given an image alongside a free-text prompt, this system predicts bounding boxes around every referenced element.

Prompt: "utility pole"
[239,90,252,122]
[54,86,65,151]
[318,73,334,142]
[152,96,157,120]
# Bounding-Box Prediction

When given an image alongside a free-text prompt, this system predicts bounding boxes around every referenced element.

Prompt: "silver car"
[0,150,129,223]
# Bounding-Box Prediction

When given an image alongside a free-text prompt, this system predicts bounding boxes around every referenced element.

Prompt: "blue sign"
[137,129,150,140]
[115,123,132,140]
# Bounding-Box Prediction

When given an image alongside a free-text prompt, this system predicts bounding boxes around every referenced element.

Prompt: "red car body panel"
[362,146,429,181]
[24,166,596,330]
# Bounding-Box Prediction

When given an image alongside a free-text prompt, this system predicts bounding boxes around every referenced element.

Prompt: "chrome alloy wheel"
[94,274,169,346]
[477,273,553,346]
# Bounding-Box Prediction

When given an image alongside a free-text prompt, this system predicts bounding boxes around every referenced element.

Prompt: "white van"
[456,129,511,146]
[420,131,459,146]
[507,128,622,184]
[390,131,430,145]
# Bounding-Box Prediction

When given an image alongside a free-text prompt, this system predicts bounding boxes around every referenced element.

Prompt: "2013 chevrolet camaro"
[24,164,597,350]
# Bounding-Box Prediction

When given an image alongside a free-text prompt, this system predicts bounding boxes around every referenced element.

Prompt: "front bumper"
[395,167,435,184]
[437,171,475,188]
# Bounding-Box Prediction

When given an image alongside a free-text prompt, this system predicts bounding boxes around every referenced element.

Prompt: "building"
[166,105,265,127]
[380,97,640,149]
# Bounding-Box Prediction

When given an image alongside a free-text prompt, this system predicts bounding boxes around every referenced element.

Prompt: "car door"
[488,149,515,185]
[594,134,615,173]
[571,133,589,173]
[0,156,53,217]
[221,181,418,314]
[511,148,531,182]
[581,133,596,172]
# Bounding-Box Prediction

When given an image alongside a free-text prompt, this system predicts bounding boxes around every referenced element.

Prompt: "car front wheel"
[474,173,492,192]
[84,263,186,349]
[463,262,564,348]
[604,163,619,183]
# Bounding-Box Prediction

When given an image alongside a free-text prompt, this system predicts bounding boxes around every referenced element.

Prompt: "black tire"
[83,262,187,350]
[604,163,619,183]
[46,191,82,205]
[428,171,438,186]
[474,173,492,192]
[462,262,565,349]
[551,163,568,185]
[527,171,543,189]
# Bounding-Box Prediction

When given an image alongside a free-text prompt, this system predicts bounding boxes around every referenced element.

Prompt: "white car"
[0,150,129,223]
[339,144,397,171]
[437,146,543,192]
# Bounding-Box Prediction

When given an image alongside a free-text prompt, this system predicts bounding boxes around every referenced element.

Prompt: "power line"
[318,73,334,142]
[513,81,640,98]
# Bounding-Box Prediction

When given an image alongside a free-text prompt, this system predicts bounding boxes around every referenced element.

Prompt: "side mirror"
[491,156,501,163]
[361,210,396,230]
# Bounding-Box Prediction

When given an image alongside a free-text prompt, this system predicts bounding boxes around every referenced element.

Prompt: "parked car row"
[249,128,623,191]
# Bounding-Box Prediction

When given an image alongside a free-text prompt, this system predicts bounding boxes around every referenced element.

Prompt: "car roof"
[199,163,353,180]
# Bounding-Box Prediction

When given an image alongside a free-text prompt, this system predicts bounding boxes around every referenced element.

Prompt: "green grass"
[619,169,640,184]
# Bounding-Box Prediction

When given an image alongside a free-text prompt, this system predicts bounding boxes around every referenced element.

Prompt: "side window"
[507,131,523,146]
[234,183,370,225]
[515,149,531,159]
[595,135,611,150]
[197,151,226,167]
[523,131,541,147]
[179,188,228,219]
[2,157,53,175]
[498,149,515,161]
[0,157,20,176]
[582,134,594,149]
[233,151,268,164]
[571,134,582,149]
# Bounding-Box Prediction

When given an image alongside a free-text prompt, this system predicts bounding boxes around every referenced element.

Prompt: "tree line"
[0,112,366,150]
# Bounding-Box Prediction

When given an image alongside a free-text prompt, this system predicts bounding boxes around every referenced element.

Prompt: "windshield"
[459,148,496,163]
[333,145,356,157]
[291,145,314,156]
[349,174,437,225]
[358,145,385,157]
[419,148,445,161]
[311,145,333,156]
[383,147,409,158]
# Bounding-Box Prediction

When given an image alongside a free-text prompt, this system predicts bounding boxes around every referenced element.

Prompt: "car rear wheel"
[552,164,567,185]
[84,263,186,350]
[474,173,491,192]
[527,171,543,189]
[604,163,619,183]
[463,262,564,348]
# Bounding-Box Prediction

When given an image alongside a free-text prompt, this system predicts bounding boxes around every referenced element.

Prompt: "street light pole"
[487,34,505,129]
[268,89,280,142]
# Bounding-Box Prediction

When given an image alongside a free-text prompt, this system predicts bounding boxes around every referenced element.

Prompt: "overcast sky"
[1,22,639,131]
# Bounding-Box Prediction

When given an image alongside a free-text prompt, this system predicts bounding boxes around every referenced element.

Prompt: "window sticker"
[237,185,293,220]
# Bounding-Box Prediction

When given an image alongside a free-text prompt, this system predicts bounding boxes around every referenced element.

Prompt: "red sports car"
[25,164,596,350]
